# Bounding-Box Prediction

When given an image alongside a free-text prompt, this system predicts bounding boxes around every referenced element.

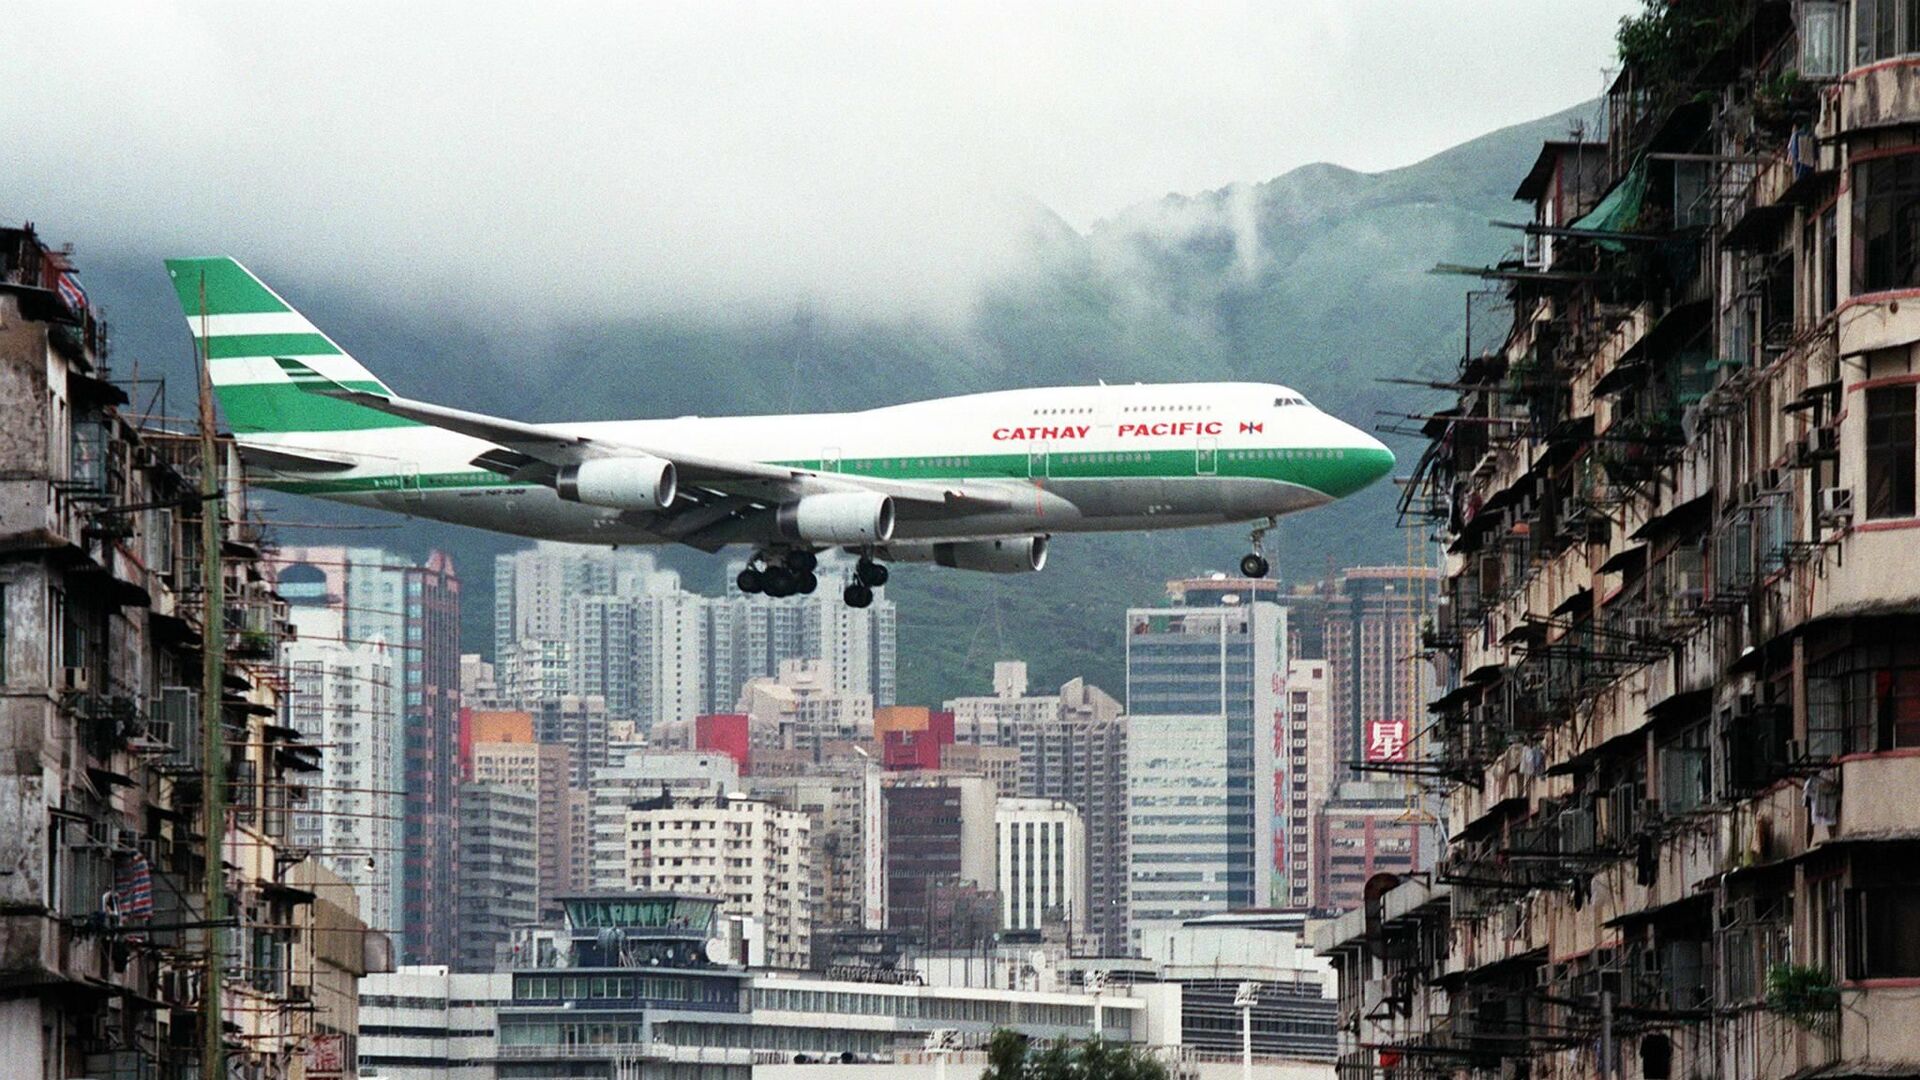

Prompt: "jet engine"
[876,536,1048,574]
[776,492,896,544]
[556,456,678,511]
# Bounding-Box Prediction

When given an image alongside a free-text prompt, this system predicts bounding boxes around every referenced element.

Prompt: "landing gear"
[843,582,875,608]
[736,549,821,597]
[1241,517,1274,579]
[760,565,798,597]
[735,548,864,604]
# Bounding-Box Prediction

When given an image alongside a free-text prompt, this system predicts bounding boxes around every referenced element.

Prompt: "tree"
[978,1030,1171,1080]
[982,1029,1031,1080]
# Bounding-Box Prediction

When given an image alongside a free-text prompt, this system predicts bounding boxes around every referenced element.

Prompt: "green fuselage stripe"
[254,446,1393,499]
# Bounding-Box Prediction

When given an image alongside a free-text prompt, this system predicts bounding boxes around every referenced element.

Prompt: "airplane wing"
[275,358,1017,511]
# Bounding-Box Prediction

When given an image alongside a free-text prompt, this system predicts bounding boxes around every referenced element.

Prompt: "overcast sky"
[2,1,1637,320]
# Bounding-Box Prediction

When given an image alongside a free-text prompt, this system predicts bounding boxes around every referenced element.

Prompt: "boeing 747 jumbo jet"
[166,257,1394,607]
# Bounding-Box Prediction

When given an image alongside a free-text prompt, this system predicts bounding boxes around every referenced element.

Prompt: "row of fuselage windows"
[840,449,1339,472]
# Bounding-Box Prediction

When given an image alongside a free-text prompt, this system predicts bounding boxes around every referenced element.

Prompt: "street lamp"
[1234,981,1261,1080]
[1085,968,1109,1039]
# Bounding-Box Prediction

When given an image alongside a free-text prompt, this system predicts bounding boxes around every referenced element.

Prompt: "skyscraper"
[466,710,575,915]
[493,543,661,656]
[403,552,463,965]
[1124,584,1284,945]
[882,773,998,946]
[710,553,897,709]
[944,663,1131,955]
[585,749,741,886]
[1322,566,1438,780]
[623,792,813,970]
[1273,658,1334,910]
[453,782,539,972]
[748,758,887,951]
[276,544,461,960]
[1313,566,1436,914]
[283,605,403,939]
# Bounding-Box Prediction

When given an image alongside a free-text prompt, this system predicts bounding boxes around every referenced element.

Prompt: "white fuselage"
[251,381,1392,548]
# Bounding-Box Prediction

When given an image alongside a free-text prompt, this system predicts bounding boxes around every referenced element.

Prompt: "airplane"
[165,256,1394,608]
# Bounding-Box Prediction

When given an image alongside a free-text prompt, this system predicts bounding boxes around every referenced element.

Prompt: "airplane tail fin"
[163,257,419,437]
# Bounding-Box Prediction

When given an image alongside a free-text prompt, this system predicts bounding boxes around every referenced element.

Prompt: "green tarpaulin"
[1570,158,1649,252]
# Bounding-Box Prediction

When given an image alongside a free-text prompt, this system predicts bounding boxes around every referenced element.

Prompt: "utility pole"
[196,275,228,1080]
[1599,987,1615,1080]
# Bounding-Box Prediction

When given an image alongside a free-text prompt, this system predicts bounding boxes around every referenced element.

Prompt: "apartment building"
[285,604,403,938]
[466,710,576,911]
[995,797,1088,939]
[0,226,368,1077]
[623,793,813,971]
[946,662,1132,955]
[1371,5,1920,1076]
[454,783,540,973]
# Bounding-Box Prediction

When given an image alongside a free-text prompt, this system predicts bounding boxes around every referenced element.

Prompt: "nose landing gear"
[843,552,888,608]
[1240,517,1274,579]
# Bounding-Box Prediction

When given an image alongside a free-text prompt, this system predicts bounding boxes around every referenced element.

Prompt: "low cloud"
[1,1,1634,326]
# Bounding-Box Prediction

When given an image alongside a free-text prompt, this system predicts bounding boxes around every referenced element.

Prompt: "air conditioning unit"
[63,667,90,694]
[1818,487,1853,526]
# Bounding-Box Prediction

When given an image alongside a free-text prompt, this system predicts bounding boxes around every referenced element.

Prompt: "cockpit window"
[1274,396,1308,407]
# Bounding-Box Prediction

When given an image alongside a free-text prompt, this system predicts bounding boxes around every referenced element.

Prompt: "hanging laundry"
[1803,774,1839,829]
[114,849,154,919]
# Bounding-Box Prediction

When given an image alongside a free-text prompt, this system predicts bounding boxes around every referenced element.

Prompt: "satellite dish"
[706,938,731,964]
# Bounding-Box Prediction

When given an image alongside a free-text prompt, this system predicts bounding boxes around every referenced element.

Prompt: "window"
[1852,884,1920,978]
[1854,156,1920,293]
[0,583,7,684]
[1857,0,1920,64]
[1804,1,1845,77]
[1809,641,1920,753]
[1658,720,1711,815]
[1866,385,1916,519]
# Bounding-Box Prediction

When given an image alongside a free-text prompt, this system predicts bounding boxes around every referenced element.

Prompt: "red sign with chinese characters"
[1366,719,1410,762]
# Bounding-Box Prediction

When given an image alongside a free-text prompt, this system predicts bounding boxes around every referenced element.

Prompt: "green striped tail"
[164,257,418,434]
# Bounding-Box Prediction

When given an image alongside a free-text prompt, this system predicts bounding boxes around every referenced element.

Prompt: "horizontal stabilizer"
[236,444,358,473]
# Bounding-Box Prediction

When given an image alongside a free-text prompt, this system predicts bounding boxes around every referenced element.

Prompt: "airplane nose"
[1329,425,1395,497]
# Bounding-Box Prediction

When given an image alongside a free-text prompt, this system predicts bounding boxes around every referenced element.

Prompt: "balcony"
[1832,751,1920,841]
[1841,56,1920,135]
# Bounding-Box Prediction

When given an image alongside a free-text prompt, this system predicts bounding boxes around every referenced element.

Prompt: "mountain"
[74,101,1592,705]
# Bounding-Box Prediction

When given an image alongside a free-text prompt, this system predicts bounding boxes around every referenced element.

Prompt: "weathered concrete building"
[1370,4,1920,1076]
[0,225,371,1077]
